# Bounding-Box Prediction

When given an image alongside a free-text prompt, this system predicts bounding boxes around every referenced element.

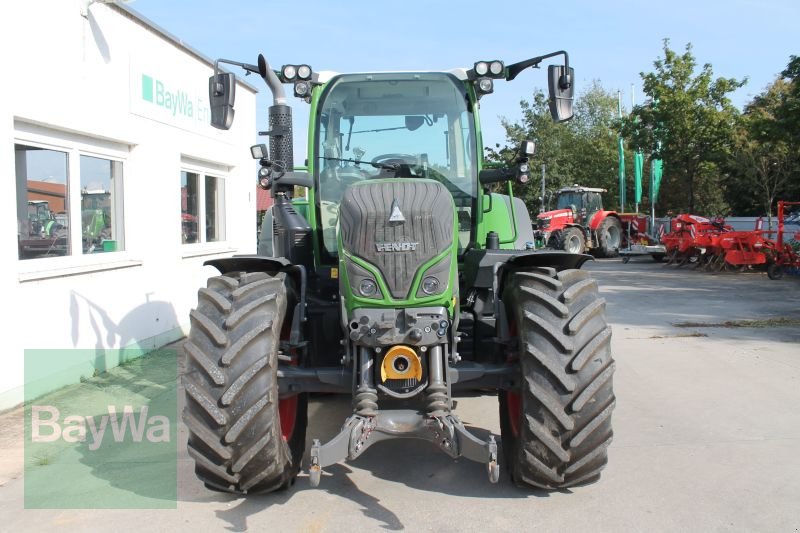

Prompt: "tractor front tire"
[594,217,622,258]
[557,227,586,254]
[183,271,307,494]
[500,267,615,489]
[767,263,784,280]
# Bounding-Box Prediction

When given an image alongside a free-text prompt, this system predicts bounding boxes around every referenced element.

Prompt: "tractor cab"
[542,185,607,227]
[314,72,478,258]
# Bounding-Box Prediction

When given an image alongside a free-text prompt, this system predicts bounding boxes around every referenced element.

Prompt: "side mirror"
[208,72,236,130]
[405,116,425,131]
[547,65,574,122]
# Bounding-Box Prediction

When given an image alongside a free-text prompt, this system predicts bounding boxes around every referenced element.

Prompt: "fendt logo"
[375,242,418,252]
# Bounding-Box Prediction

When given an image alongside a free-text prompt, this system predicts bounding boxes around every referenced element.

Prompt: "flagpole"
[650,159,656,236]
[617,90,625,212]
[631,85,638,213]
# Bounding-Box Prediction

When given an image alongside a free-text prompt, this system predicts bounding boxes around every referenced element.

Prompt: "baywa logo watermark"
[24,349,177,509]
[31,405,170,451]
[141,73,210,122]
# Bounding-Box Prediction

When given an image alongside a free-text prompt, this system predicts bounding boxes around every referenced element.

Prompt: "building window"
[15,139,126,260]
[181,171,199,244]
[16,145,71,259]
[80,155,124,254]
[181,170,225,244]
[205,175,224,242]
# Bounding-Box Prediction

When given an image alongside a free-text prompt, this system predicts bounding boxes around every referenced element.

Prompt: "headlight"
[489,60,504,76]
[359,279,378,297]
[296,64,312,80]
[294,81,310,98]
[421,276,440,295]
[477,78,494,94]
[282,64,297,80]
[250,144,268,159]
[474,61,489,76]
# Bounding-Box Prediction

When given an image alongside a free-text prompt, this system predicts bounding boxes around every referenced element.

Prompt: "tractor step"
[308,410,499,486]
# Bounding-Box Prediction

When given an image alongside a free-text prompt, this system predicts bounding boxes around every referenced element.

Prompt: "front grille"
[339,180,454,298]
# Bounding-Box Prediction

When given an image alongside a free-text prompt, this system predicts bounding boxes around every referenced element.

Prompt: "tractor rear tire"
[557,227,586,254]
[594,217,622,258]
[500,267,615,489]
[183,271,307,494]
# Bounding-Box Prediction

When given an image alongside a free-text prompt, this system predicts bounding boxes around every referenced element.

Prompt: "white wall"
[1,0,258,408]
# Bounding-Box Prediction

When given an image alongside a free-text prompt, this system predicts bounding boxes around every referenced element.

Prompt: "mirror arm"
[506,50,570,82]
[213,58,259,78]
[213,57,287,104]
[274,171,312,189]
[478,168,515,185]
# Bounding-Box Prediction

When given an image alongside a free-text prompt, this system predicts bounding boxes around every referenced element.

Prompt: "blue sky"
[130,0,798,163]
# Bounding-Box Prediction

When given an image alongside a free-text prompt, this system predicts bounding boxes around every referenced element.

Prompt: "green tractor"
[183,51,615,493]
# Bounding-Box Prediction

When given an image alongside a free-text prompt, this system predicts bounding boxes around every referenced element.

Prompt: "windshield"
[315,72,476,256]
[555,192,583,211]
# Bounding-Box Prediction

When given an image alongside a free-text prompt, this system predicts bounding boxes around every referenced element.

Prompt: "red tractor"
[536,186,643,257]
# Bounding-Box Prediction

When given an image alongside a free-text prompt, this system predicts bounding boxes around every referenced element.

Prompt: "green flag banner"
[651,159,663,203]
[634,152,644,204]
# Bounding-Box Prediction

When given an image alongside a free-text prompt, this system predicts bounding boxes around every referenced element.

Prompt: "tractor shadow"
[184,393,551,532]
[299,394,543,499]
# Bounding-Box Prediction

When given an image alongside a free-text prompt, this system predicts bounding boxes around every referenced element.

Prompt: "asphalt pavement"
[1,259,799,532]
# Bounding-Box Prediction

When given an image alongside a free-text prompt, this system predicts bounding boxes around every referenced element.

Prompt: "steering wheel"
[371,153,418,167]
[370,153,420,178]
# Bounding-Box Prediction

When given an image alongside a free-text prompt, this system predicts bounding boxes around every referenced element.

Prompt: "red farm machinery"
[660,201,800,279]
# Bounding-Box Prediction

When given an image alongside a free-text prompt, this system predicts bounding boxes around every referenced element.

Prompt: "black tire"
[499,267,615,489]
[767,263,784,280]
[557,227,586,254]
[651,253,665,262]
[594,217,622,258]
[183,271,308,494]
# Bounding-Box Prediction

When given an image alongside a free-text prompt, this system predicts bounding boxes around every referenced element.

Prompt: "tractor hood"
[537,208,573,227]
[338,179,456,305]
[537,208,573,220]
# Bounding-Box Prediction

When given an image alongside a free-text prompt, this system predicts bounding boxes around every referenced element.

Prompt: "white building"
[0,1,258,408]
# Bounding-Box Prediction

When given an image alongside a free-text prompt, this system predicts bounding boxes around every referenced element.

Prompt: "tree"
[619,40,745,213]
[487,82,625,213]
[732,79,795,225]
[776,55,800,145]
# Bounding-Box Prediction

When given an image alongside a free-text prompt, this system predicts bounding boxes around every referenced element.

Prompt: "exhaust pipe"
[258,54,294,172]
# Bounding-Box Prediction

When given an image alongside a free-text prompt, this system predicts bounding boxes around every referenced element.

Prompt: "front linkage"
[310,411,499,485]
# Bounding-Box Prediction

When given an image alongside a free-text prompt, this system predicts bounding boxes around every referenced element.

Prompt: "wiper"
[350,126,406,134]
[319,156,398,171]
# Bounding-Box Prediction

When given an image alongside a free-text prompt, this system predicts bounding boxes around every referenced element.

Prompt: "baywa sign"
[130,60,215,135]
[31,405,170,451]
